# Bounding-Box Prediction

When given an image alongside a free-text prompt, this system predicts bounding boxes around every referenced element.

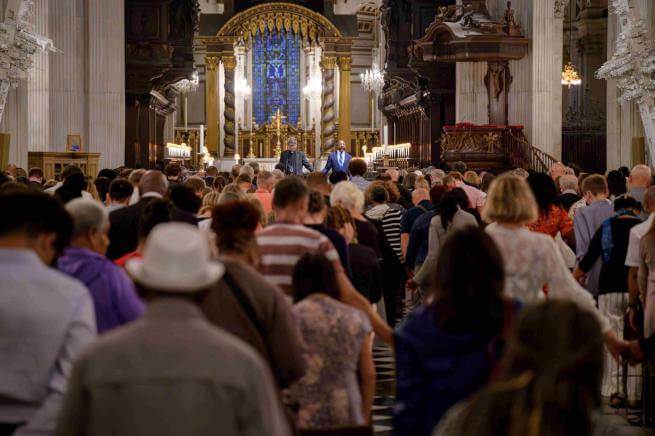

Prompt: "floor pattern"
[372,343,395,435]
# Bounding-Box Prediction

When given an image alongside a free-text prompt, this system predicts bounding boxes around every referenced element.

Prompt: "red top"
[528,205,573,239]
[114,251,142,268]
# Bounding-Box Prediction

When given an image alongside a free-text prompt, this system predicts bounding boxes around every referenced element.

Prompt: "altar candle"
[199,124,204,153]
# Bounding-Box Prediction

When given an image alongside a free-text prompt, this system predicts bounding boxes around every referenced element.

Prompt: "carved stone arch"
[217,2,342,47]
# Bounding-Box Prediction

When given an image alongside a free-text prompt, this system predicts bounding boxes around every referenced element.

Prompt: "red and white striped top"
[256,223,343,296]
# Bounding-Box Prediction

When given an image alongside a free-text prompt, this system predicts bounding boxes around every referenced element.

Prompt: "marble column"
[222,55,236,158]
[320,56,337,154]
[337,56,352,154]
[49,0,85,156]
[86,0,125,169]
[455,62,488,125]
[506,0,564,159]
[204,56,219,158]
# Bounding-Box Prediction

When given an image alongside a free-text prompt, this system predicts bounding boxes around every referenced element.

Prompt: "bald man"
[628,164,652,207]
[549,162,566,181]
[106,170,169,260]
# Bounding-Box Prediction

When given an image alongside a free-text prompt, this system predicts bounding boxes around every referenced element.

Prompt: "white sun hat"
[125,222,224,293]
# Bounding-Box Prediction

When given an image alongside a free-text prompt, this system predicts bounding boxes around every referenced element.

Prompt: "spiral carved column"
[205,56,219,157]
[222,55,237,158]
[320,56,337,155]
[337,56,352,154]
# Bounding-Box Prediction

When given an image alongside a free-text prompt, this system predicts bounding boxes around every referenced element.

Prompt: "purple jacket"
[58,247,145,333]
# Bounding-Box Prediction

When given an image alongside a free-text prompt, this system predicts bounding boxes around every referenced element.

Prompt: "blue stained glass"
[252,29,300,126]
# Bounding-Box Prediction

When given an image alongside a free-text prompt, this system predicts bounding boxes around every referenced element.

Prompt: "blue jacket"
[393,306,501,436]
[322,150,352,174]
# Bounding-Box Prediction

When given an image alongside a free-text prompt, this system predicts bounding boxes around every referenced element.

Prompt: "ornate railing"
[505,129,558,173]
[440,123,558,173]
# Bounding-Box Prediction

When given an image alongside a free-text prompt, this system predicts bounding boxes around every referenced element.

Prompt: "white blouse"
[486,223,610,333]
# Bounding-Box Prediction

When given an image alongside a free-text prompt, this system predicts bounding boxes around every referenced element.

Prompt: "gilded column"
[205,56,219,157]
[337,56,352,153]
[320,56,337,154]
[222,55,237,158]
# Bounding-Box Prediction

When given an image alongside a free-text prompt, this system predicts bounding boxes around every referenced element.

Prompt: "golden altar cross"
[271,108,286,158]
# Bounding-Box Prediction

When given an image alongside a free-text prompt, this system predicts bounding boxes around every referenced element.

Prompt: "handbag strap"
[222,270,269,347]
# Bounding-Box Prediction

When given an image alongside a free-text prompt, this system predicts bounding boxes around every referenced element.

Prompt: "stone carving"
[554,0,568,18]
[0,0,56,122]
[597,0,655,166]
[431,1,520,35]
[217,3,341,48]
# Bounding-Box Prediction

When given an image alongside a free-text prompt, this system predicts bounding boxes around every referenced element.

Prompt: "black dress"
[349,243,382,303]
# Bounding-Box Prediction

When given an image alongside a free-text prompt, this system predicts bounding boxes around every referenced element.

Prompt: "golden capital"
[222,55,237,71]
[206,56,219,71]
[337,56,352,71]
[320,56,337,71]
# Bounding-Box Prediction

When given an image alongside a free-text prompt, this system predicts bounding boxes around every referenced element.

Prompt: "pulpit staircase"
[440,124,558,174]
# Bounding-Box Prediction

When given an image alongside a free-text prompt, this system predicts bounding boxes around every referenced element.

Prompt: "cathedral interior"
[0,0,653,176]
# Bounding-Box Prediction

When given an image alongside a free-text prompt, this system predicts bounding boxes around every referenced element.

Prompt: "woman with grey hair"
[331,181,381,257]
[58,198,144,332]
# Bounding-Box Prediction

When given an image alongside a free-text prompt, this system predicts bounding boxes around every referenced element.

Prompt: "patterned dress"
[527,205,573,238]
[288,295,372,429]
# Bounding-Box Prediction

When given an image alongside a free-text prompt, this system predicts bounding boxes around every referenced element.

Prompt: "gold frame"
[66,134,83,152]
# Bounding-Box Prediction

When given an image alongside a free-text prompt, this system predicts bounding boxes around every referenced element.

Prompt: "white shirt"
[0,248,96,432]
[486,223,610,333]
[625,213,655,267]
[44,182,94,200]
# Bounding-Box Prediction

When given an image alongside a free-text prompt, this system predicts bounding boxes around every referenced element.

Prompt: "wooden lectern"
[28,152,101,180]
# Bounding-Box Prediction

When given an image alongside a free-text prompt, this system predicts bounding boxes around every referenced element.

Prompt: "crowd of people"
[1,148,655,436]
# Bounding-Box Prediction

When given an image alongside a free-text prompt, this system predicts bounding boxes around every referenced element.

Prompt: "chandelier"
[561,61,582,87]
[561,0,581,88]
[303,74,322,99]
[235,72,251,97]
[360,65,385,94]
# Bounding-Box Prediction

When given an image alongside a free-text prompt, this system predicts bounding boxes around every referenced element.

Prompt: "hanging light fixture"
[235,72,251,97]
[561,61,582,87]
[303,73,323,99]
[360,64,385,94]
[562,0,582,88]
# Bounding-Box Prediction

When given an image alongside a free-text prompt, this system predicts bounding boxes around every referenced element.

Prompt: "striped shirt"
[256,223,343,295]
[365,204,404,261]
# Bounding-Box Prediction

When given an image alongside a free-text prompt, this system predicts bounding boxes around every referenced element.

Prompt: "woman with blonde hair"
[483,173,623,357]
[198,191,221,222]
[463,171,481,189]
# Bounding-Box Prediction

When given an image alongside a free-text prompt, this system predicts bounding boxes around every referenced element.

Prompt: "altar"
[237,110,316,159]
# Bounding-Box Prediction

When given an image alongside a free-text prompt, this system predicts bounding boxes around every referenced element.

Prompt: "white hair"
[559,174,579,192]
[239,165,255,178]
[430,169,445,185]
[271,169,284,181]
[65,198,109,236]
[330,181,365,213]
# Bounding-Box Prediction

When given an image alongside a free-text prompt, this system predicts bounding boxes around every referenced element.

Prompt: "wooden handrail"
[504,129,558,173]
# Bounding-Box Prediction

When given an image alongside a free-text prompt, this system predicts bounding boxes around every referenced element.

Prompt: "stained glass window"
[253,29,300,126]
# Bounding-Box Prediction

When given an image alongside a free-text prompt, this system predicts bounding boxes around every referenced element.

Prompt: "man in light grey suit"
[55,223,289,436]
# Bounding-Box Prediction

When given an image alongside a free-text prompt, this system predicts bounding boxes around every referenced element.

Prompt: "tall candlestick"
[184,94,188,130]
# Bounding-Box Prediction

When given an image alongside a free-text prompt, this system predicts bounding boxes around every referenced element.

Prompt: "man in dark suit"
[26,167,44,191]
[322,140,352,174]
[278,136,313,175]
[106,170,168,260]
